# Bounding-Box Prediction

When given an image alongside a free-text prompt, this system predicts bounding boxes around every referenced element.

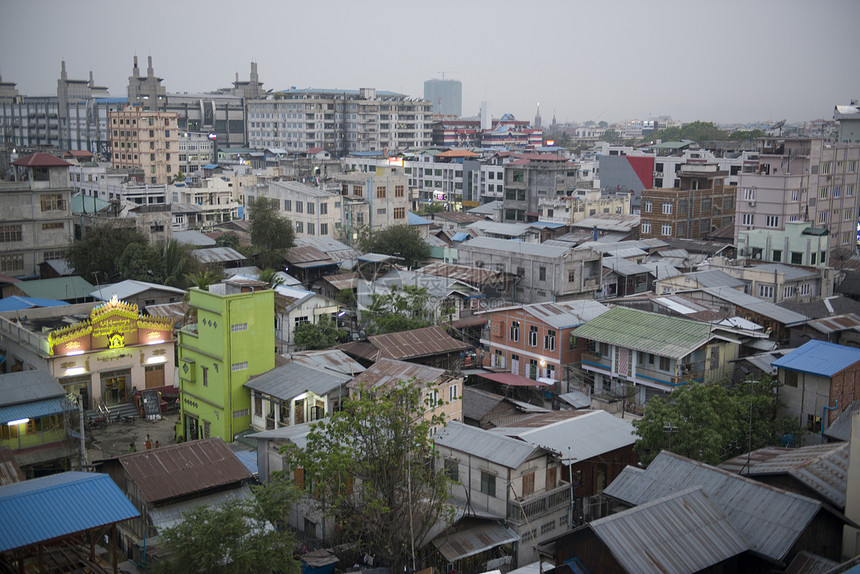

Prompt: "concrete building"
[177,278,275,442]
[502,153,577,223]
[2,154,74,277]
[424,78,462,117]
[127,56,166,112]
[539,188,632,225]
[834,102,860,144]
[177,131,215,175]
[70,162,169,205]
[640,164,737,241]
[109,106,180,185]
[246,87,433,155]
[735,138,860,255]
[456,237,602,304]
[171,177,240,227]
[737,220,830,267]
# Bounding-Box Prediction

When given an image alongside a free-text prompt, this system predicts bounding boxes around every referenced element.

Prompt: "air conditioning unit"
[749,201,756,207]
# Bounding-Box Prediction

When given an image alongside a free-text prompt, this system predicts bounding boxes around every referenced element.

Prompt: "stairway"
[85,402,140,424]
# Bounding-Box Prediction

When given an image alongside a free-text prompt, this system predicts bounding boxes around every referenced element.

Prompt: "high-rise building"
[247,88,432,155]
[109,106,179,185]
[424,78,462,117]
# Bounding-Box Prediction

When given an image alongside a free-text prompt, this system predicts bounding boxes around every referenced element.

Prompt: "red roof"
[306,147,324,154]
[12,153,72,168]
[65,150,93,158]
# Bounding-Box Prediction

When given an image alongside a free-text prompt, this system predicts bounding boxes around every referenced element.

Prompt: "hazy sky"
[2,0,858,126]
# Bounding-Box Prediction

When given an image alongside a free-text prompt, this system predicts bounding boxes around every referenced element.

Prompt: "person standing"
[145,434,152,450]
[128,442,136,453]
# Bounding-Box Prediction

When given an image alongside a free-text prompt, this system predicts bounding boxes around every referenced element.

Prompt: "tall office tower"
[424,78,462,117]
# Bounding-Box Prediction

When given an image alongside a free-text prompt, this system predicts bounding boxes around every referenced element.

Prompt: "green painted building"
[178,279,275,442]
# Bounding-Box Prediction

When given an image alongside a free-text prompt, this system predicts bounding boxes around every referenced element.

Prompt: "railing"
[507,484,571,523]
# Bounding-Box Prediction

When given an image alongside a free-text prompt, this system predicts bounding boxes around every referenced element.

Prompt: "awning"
[149,486,252,532]
[432,521,519,562]
[478,372,552,387]
[0,397,68,424]
[452,316,487,329]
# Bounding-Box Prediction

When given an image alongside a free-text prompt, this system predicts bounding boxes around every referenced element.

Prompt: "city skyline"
[2,0,859,126]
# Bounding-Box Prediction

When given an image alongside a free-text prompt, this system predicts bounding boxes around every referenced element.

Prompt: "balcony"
[507,484,571,523]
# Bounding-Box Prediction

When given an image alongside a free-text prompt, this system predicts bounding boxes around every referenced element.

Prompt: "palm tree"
[185,269,220,291]
[258,268,285,289]
[162,239,193,288]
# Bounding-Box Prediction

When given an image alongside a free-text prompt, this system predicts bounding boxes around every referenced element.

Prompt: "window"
[522,472,535,496]
[202,366,208,387]
[662,202,673,214]
[791,189,799,201]
[800,283,810,296]
[834,186,841,198]
[822,162,831,175]
[395,185,404,197]
[661,223,672,236]
[818,212,827,224]
[295,201,303,213]
[480,472,496,497]
[643,201,652,213]
[784,370,798,387]
[444,458,459,481]
[40,194,65,212]
[847,208,854,220]
[449,384,458,401]
[766,216,779,228]
[320,223,328,235]
[538,266,546,281]
[772,249,782,262]
[568,271,577,282]
[284,199,291,211]
[641,222,651,234]
[394,207,405,219]
[295,221,303,233]
[320,202,327,215]
[546,467,557,491]
[232,361,248,371]
[545,329,556,351]
[848,184,855,197]
[0,254,23,273]
[376,186,386,199]
[741,213,754,226]
[231,323,248,332]
[529,325,538,347]
[743,188,755,200]
[849,161,856,173]
[820,187,828,199]
[510,321,520,342]
[0,225,22,242]
[759,285,774,299]
[783,286,794,298]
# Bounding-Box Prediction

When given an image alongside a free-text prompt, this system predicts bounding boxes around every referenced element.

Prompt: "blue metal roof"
[0,397,69,424]
[408,212,432,226]
[0,472,139,552]
[529,221,566,229]
[451,232,470,242]
[772,340,860,377]
[232,450,258,476]
[0,296,69,313]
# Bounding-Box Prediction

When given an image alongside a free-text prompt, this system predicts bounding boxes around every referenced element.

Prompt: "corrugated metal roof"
[432,520,520,563]
[15,276,95,301]
[248,420,318,450]
[602,256,651,277]
[772,340,860,377]
[459,236,570,258]
[590,487,747,574]
[468,221,537,237]
[191,246,246,264]
[0,370,66,407]
[119,438,252,504]
[90,279,186,301]
[174,230,217,247]
[294,349,366,377]
[702,287,809,326]
[416,263,504,287]
[718,443,848,509]
[408,212,433,226]
[245,360,352,400]
[572,306,714,359]
[754,263,819,281]
[435,420,542,468]
[463,387,505,422]
[641,261,683,280]
[0,296,68,312]
[347,358,446,390]
[686,270,747,289]
[478,372,552,387]
[603,451,822,562]
[286,246,336,267]
[347,326,471,361]
[557,391,591,409]
[0,397,69,424]
[322,272,358,291]
[784,550,838,574]
[808,313,860,335]
[0,472,139,552]
[491,410,635,460]
[824,400,859,442]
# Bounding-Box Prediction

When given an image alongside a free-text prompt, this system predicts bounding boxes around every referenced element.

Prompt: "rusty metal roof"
[342,326,471,362]
[807,313,860,335]
[347,358,446,390]
[591,487,748,574]
[718,443,848,509]
[322,272,358,291]
[190,247,246,264]
[285,246,336,267]
[604,451,822,562]
[119,438,251,504]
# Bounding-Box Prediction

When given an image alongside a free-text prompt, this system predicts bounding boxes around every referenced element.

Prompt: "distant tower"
[480,101,490,131]
[424,78,462,116]
[127,56,166,111]
[534,103,542,130]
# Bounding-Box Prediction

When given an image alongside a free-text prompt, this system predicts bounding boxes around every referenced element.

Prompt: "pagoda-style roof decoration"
[48,295,174,356]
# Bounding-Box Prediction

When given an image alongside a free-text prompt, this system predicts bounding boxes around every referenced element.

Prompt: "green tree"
[186,269,221,291]
[364,285,430,334]
[728,129,765,141]
[280,380,453,572]
[173,171,186,183]
[632,377,804,466]
[416,203,445,216]
[648,121,729,144]
[358,224,430,269]
[258,268,285,289]
[116,242,162,282]
[154,479,301,574]
[66,223,151,283]
[214,232,240,250]
[161,238,197,288]
[248,196,295,270]
[601,129,621,144]
[294,314,343,350]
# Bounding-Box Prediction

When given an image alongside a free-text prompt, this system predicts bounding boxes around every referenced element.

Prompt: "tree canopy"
[646,121,728,144]
[248,196,295,269]
[294,314,343,350]
[66,223,152,284]
[280,380,453,572]
[364,285,431,334]
[358,224,430,269]
[632,377,804,466]
[154,478,301,574]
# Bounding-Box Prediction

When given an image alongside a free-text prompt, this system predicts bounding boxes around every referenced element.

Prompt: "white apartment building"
[108,106,180,185]
[171,177,240,226]
[177,131,215,176]
[246,88,432,156]
[69,163,169,205]
[539,189,632,225]
[735,138,860,255]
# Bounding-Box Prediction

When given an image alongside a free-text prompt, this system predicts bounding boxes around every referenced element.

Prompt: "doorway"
[101,369,130,406]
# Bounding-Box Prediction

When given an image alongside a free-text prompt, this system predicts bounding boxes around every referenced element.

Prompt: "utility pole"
[78,397,87,470]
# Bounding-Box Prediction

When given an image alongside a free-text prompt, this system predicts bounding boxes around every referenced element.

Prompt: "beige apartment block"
[109,106,179,185]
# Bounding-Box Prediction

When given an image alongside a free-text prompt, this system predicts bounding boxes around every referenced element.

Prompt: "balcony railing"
[507,484,571,523]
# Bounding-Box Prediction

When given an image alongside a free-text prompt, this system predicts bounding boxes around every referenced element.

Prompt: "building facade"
[424,78,463,117]
[177,279,275,442]
[503,154,577,222]
[2,154,74,277]
[109,106,180,185]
